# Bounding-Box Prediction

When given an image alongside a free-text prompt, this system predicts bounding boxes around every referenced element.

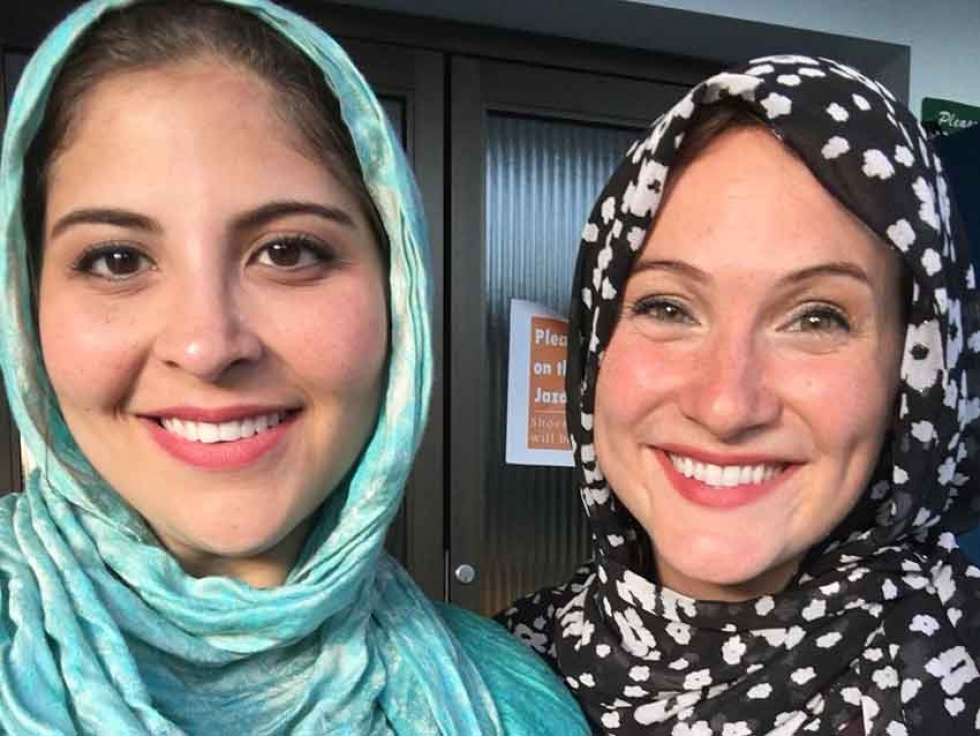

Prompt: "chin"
[162,512,301,561]
[655,536,799,601]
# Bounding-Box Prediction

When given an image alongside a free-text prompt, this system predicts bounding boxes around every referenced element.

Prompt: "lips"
[654,447,799,509]
[142,407,300,470]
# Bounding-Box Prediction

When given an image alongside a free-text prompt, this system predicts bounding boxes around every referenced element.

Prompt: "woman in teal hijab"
[0,1,588,733]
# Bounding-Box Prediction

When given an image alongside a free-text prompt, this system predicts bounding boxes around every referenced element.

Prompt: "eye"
[252,236,331,270]
[785,304,851,334]
[630,297,696,324]
[74,245,154,280]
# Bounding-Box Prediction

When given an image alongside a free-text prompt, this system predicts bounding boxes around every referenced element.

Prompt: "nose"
[677,325,781,441]
[153,280,263,382]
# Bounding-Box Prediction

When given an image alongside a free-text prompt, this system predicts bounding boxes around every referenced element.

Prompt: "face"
[594,125,906,602]
[39,60,388,587]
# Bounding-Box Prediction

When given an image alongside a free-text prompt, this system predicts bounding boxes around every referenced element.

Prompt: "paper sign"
[506,299,573,466]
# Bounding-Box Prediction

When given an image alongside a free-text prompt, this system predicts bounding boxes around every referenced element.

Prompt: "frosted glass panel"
[482,113,638,613]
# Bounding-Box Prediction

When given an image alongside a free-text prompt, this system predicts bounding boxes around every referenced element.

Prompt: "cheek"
[39,286,148,412]
[780,350,898,448]
[595,330,686,432]
[774,347,899,538]
[263,277,389,395]
[593,331,679,503]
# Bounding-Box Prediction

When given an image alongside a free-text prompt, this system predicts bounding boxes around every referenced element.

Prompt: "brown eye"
[75,246,153,279]
[254,237,330,269]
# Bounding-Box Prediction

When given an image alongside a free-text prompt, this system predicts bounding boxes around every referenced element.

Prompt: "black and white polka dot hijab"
[499,55,980,735]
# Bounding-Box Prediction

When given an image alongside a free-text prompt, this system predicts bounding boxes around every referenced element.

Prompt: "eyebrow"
[49,208,161,239]
[781,261,872,288]
[631,258,872,288]
[230,200,356,232]
[48,200,356,240]
[631,259,709,282]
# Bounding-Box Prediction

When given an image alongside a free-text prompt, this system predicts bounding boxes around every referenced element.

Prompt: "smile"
[667,453,785,488]
[143,407,300,470]
[160,411,288,444]
[655,448,798,510]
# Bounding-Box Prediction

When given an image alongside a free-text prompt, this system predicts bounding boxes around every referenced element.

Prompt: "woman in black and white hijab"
[499,55,980,735]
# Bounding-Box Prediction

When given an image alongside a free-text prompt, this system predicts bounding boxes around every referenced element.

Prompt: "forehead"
[45,61,344,215]
[641,125,901,283]
[64,58,284,143]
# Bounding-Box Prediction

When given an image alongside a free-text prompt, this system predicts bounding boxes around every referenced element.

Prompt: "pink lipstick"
[653,446,799,510]
[141,406,300,470]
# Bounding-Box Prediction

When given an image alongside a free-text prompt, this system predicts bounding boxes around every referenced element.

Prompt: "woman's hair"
[23,0,386,296]
[669,104,767,175]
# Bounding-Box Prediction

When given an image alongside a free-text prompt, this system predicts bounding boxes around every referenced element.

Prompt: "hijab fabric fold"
[499,55,980,735]
[0,1,587,734]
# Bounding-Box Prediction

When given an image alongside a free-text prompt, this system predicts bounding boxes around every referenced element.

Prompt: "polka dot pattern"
[498,56,980,734]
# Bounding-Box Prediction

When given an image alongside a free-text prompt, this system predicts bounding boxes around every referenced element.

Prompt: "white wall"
[626,0,980,116]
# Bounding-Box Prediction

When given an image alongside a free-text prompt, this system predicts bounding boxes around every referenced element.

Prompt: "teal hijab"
[0,1,587,734]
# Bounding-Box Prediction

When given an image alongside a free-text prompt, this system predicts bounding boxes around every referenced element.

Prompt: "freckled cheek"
[39,296,149,411]
[777,355,894,436]
[596,335,692,428]
[266,286,389,391]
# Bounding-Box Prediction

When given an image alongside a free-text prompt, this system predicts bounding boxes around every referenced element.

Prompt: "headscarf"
[498,55,980,735]
[0,1,588,734]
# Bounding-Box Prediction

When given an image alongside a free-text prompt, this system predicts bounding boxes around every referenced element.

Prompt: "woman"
[499,55,980,734]
[0,1,588,733]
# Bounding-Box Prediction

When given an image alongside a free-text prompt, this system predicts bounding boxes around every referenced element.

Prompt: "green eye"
[631,298,695,324]
[788,305,851,333]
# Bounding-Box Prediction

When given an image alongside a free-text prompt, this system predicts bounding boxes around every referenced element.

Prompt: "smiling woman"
[596,123,907,603]
[37,57,388,584]
[0,1,588,734]
[498,57,980,734]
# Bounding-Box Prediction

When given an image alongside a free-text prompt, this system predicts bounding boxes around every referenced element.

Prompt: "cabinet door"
[449,57,690,614]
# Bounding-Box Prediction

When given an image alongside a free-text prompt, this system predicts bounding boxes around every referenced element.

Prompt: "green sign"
[921,97,980,135]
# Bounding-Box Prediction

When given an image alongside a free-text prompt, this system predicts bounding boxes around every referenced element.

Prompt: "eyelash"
[630,297,696,324]
[629,296,852,334]
[785,303,852,334]
[248,234,334,270]
[71,235,335,281]
[73,243,153,280]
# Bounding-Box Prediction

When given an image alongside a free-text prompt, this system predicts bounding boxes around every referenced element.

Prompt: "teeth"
[160,411,288,444]
[668,453,784,488]
[705,464,722,486]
